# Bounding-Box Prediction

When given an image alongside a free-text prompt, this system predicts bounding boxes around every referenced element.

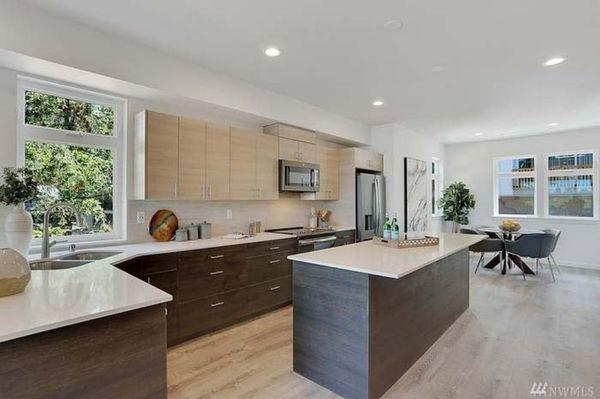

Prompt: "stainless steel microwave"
[279,160,320,192]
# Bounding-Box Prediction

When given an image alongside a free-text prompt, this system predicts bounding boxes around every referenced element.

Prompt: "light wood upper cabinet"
[230,128,257,200]
[298,141,317,163]
[278,137,299,162]
[352,148,384,172]
[256,134,279,200]
[178,117,207,200]
[144,111,179,200]
[206,122,231,200]
[278,137,317,163]
[301,145,339,201]
[230,128,279,200]
[318,146,340,200]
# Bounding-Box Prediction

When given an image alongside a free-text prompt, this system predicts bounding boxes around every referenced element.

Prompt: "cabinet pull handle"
[270,286,281,291]
[209,270,224,275]
[210,254,225,259]
[269,246,280,251]
[146,276,151,284]
[342,235,350,239]
[269,259,281,264]
[210,301,225,307]
[208,185,212,199]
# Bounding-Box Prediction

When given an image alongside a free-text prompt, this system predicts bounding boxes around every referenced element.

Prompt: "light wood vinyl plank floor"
[167,261,600,399]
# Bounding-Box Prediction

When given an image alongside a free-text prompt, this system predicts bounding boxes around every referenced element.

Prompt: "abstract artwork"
[404,157,429,232]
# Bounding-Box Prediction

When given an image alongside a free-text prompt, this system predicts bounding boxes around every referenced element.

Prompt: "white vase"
[4,204,33,256]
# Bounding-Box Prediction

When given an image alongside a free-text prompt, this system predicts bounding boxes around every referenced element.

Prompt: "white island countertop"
[288,233,485,279]
[0,232,292,343]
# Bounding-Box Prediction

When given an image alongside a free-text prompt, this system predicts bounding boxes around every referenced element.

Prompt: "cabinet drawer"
[140,253,178,275]
[246,238,297,257]
[178,289,248,339]
[179,248,247,302]
[334,230,356,246]
[247,276,292,314]
[246,250,293,285]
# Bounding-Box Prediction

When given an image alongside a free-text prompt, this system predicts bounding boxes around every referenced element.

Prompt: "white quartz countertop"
[288,233,485,279]
[0,232,292,343]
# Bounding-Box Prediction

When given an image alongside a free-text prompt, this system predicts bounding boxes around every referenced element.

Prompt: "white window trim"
[432,157,443,217]
[16,76,127,247]
[493,154,538,218]
[542,149,599,221]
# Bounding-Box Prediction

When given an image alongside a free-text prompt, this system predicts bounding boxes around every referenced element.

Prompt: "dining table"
[477,227,545,275]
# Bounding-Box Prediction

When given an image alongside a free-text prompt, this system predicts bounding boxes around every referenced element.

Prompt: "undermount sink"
[59,251,122,261]
[29,259,93,270]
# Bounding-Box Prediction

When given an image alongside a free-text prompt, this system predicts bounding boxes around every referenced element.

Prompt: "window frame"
[543,149,599,221]
[16,76,127,246]
[493,154,538,218]
[431,157,443,217]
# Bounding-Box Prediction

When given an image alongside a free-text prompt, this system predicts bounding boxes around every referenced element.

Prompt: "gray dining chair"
[505,233,557,282]
[542,229,562,274]
[461,228,504,274]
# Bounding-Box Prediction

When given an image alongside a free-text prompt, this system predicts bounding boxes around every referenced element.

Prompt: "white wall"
[371,123,445,233]
[0,0,370,145]
[445,127,600,269]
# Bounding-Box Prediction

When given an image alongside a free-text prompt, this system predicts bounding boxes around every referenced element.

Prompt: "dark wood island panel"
[293,249,469,399]
[0,304,167,399]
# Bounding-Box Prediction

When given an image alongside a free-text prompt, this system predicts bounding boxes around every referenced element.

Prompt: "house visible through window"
[18,78,125,243]
[494,155,536,216]
[431,158,442,216]
[546,151,597,218]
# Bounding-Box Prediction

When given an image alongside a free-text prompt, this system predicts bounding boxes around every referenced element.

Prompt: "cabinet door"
[230,128,258,200]
[142,270,179,345]
[371,152,384,172]
[206,122,230,200]
[298,141,317,163]
[146,111,179,199]
[279,137,299,161]
[256,134,279,200]
[316,146,339,200]
[178,117,206,199]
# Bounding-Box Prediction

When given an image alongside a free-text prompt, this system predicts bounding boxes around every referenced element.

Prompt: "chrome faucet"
[41,203,84,259]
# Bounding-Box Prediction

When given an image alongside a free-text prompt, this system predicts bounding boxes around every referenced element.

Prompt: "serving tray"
[372,235,439,249]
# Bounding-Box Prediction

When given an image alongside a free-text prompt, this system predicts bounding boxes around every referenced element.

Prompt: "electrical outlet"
[136,211,146,224]
[226,209,233,220]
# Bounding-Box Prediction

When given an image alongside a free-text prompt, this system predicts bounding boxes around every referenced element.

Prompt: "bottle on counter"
[391,213,400,240]
[382,213,391,240]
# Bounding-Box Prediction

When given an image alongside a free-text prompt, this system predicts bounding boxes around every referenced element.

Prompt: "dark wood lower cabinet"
[116,237,298,346]
[0,305,167,399]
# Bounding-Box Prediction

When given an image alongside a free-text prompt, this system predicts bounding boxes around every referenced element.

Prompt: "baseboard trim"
[468,254,600,271]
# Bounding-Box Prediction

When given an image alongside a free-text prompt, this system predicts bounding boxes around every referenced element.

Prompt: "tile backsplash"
[128,194,348,243]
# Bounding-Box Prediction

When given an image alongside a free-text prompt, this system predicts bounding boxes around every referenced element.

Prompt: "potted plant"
[0,167,39,255]
[438,181,476,233]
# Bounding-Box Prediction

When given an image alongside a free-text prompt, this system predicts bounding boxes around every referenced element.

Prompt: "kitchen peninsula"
[288,233,485,399]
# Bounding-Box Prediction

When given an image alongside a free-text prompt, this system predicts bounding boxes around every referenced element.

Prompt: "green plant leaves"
[438,181,476,226]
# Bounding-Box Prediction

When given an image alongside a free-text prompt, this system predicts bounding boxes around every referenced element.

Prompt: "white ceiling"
[21,0,600,143]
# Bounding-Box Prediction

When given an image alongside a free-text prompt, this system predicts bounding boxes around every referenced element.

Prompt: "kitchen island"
[288,233,485,399]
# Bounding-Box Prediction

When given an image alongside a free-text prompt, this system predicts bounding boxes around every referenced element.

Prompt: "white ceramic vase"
[4,204,33,256]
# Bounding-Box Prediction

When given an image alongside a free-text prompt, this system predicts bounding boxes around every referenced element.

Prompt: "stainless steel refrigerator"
[356,172,386,241]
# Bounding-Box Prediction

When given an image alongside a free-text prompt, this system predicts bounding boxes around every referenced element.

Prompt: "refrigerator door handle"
[373,178,379,235]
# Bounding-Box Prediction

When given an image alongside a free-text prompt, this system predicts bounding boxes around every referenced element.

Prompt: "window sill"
[492,215,600,225]
[28,238,129,257]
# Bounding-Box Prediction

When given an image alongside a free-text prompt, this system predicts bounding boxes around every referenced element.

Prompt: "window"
[17,77,126,244]
[431,158,443,216]
[494,155,537,217]
[545,151,598,219]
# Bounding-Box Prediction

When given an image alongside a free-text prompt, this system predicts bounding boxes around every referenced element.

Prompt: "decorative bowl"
[499,219,521,232]
[0,248,31,297]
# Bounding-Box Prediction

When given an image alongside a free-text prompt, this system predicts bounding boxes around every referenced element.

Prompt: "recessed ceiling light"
[264,47,282,57]
[372,99,385,107]
[474,133,483,136]
[383,19,403,30]
[543,56,566,66]
[548,122,559,127]
[431,66,445,73]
